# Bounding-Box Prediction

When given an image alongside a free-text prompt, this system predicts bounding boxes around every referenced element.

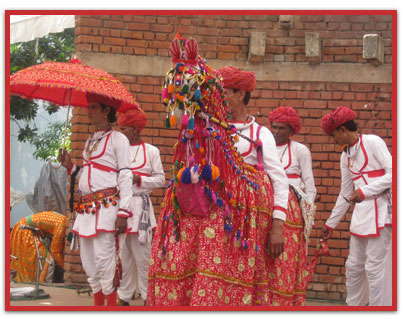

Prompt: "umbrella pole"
[49,103,71,169]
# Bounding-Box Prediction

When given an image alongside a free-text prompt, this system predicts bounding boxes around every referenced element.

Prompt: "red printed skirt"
[147,173,309,306]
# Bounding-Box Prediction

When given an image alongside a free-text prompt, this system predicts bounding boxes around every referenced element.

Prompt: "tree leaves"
[10,27,74,160]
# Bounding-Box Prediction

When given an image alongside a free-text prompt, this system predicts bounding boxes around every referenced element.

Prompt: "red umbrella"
[9,58,140,110]
[10,58,142,168]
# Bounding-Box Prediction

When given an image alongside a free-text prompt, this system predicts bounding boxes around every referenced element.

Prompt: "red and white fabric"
[325,134,392,236]
[71,129,133,237]
[230,116,289,221]
[325,133,392,306]
[118,142,165,302]
[276,140,317,203]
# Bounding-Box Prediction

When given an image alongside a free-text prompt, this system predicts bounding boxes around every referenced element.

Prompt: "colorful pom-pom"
[176,167,186,181]
[180,167,192,184]
[201,164,212,181]
[211,164,220,181]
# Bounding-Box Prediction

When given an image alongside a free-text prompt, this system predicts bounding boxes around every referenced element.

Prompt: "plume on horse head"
[160,36,270,252]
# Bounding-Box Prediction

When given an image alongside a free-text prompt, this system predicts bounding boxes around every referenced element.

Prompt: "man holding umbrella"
[58,93,133,306]
[10,59,141,306]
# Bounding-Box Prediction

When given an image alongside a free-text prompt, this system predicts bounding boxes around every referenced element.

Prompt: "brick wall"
[64,13,394,301]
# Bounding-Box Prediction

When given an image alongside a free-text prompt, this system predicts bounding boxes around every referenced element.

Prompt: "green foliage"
[10,27,75,161]
[29,121,71,162]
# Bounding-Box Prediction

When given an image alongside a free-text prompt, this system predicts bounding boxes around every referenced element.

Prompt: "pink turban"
[321,107,357,135]
[117,104,147,131]
[268,106,302,135]
[216,66,256,92]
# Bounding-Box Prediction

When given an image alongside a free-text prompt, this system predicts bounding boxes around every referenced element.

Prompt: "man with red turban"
[320,106,392,306]
[116,105,165,306]
[58,93,133,306]
[217,66,289,260]
[269,106,316,203]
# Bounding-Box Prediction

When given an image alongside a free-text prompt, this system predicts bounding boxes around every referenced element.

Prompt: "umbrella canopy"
[9,58,140,111]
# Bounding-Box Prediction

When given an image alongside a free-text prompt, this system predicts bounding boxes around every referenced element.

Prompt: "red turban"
[268,106,302,135]
[321,107,357,135]
[86,92,122,109]
[117,104,147,131]
[216,66,256,92]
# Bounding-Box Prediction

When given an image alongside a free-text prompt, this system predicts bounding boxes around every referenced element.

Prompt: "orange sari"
[10,211,67,283]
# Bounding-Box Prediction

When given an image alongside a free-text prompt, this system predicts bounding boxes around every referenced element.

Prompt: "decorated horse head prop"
[160,36,269,246]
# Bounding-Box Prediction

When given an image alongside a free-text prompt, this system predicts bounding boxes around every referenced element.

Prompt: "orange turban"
[216,66,256,92]
[268,106,302,135]
[117,104,147,131]
[321,107,357,135]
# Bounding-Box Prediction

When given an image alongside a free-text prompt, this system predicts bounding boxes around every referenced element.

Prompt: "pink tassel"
[211,192,217,203]
[162,87,169,99]
[181,113,188,127]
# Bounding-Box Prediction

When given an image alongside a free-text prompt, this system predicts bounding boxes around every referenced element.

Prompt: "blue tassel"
[187,117,195,130]
[180,167,192,184]
[201,165,212,181]
[196,141,199,149]
[194,87,201,100]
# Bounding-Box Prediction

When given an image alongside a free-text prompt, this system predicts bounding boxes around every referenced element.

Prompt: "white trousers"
[345,226,392,306]
[79,232,116,296]
[117,233,151,301]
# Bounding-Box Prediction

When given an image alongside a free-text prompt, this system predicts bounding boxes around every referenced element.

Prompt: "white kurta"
[276,140,317,203]
[118,142,165,302]
[325,134,392,236]
[230,117,289,221]
[324,133,392,306]
[68,129,133,297]
[72,129,133,237]
[126,142,166,234]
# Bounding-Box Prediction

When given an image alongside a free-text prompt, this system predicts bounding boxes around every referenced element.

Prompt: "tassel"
[180,167,192,184]
[162,87,169,99]
[181,113,188,127]
[211,192,217,203]
[194,87,201,100]
[169,114,177,127]
[201,164,212,181]
[168,83,175,93]
[165,115,170,128]
[195,141,200,149]
[182,84,189,94]
[187,116,195,130]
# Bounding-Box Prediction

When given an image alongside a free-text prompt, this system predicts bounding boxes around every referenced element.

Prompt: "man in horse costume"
[147,37,327,306]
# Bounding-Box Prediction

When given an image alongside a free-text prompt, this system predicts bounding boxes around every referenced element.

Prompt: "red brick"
[351,83,374,92]
[104,37,126,46]
[128,22,150,31]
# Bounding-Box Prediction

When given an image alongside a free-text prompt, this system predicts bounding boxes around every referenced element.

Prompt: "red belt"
[352,169,385,181]
[287,174,301,179]
[84,161,118,173]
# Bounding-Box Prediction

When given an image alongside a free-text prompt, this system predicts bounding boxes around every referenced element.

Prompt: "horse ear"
[170,38,181,61]
[185,38,198,62]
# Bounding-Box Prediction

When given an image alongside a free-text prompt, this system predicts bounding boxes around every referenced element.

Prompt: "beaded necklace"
[84,127,111,161]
